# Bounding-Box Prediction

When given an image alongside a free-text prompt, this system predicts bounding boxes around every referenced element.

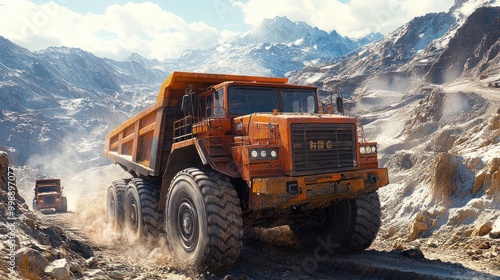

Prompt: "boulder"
[472,221,493,236]
[15,248,49,278]
[409,221,429,241]
[68,239,93,258]
[69,262,83,274]
[44,258,70,280]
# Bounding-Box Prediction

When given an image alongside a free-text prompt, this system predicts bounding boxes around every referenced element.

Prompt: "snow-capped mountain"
[133,16,382,77]
[291,0,499,96]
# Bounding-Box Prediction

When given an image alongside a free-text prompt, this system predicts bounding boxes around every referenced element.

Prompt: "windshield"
[38,186,58,193]
[228,86,279,115]
[228,86,317,115]
[280,88,317,113]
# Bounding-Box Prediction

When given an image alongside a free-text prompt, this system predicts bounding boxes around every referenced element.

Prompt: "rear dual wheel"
[106,179,128,228]
[123,178,161,240]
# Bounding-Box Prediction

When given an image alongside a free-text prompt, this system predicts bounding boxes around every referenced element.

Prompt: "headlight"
[249,148,279,160]
[360,145,377,154]
[251,150,259,158]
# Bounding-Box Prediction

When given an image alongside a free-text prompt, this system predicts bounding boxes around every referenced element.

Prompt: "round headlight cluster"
[360,145,377,154]
[250,148,279,160]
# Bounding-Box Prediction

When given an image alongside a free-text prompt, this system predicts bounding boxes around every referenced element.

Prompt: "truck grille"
[44,196,56,204]
[291,123,356,174]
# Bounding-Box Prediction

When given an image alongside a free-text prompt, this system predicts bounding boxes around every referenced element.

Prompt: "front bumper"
[249,168,389,210]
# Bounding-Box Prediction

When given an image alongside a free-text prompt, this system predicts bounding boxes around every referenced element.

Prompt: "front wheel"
[57,197,68,213]
[165,167,243,272]
[292,191,381,253]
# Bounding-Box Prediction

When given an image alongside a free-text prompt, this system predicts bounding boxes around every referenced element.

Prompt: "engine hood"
[233,113,357,142]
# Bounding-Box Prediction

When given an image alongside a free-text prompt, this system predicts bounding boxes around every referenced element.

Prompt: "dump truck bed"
[104,71,288,177]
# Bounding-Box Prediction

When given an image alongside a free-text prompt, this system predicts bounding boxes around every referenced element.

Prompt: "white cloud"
[233,0,455,38]
[0,0,221,60]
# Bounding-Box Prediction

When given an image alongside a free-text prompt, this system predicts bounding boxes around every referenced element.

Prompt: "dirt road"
[38,211,498,280]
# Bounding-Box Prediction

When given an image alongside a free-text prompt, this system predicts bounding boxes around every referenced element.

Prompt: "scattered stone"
[472,172,486,195]
[473,221,493,236]
[393,243,405,251]
[44,227,63,248]
[427,241,438,248]
[24,212,36,221]
[409,222,429,240]
[402,248,425,259]
[467,250,475,256]
[44,258,70,280]
[85,269,107,278]
[489,231,500,239]
[430,219,438,228]
[69,262,83,274]
[15,248,49,278]
[68,239,93,258]
[109,270,126,279]
[24,217,37,229]
[471,255,481,261]
[415,213,427,223]
[86,256,98,266]
[474,249,483,255]
[49,225,64,236]
[53,248,67,259]
[464,229,474,237]
[478,242,490,249]
[0,224,8,234]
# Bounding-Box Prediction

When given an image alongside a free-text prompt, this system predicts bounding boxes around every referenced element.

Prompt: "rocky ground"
[1,150,499,280]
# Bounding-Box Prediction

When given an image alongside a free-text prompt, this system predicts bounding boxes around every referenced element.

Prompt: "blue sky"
[0,0,454,60]
[30,0,253,32]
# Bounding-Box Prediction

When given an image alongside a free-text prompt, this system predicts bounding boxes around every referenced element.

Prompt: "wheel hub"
[177,198,198,251]
[182,212,193,235]
[130,200,138,230]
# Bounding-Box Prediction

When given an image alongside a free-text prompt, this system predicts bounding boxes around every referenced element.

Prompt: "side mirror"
[181,93,193,114]
[336,96,344,114]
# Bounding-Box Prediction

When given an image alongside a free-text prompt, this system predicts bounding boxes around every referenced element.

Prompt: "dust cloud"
[68,166,181,269]
[20,143,182,269]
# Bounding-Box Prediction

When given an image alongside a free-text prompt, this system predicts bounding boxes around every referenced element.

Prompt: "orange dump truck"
[104,71,389,271]
[33,178,67,212]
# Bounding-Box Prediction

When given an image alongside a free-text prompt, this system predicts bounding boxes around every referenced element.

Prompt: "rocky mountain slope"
[290,0,500,271]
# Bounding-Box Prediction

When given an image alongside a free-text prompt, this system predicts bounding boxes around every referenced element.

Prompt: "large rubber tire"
[107,179,129,228]
[123,178,161,240]
[58,197,68,213]
[292,191,381,253]
[165,167,243,272]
